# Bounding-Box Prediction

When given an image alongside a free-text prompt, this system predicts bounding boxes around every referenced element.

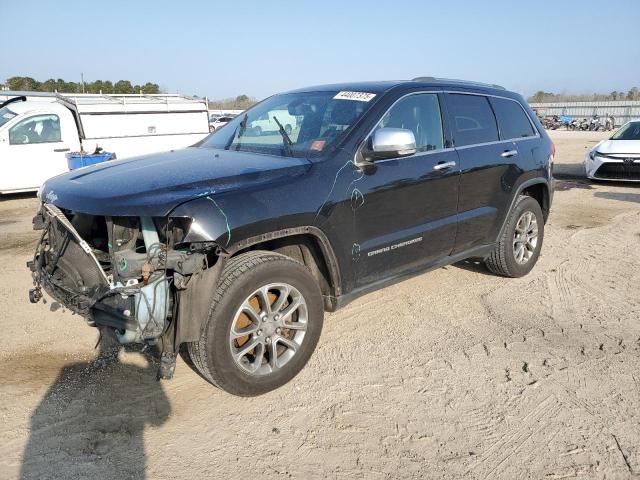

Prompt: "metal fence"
[530,101,640,127]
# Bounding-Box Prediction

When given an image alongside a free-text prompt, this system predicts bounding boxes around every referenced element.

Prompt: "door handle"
[433,160,456,171]
[501,149,518,158]
[54,148,70,152]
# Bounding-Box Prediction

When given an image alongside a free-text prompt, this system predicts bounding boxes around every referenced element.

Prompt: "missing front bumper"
[30,204,168,342]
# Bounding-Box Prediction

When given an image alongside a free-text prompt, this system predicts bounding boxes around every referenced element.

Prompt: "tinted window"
[375,93,444,152]
[491,97,535,139]
[9,114,61,145]
[448,94,498,147]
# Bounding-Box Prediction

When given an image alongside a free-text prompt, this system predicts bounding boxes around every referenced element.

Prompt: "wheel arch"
[227,226,342,311]
[495,178,551,242]
[520,181,550,222]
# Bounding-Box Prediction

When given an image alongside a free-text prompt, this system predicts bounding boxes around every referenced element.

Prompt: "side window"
[448,94,498,147]
[375,93,444,152]
[9,114,61,145]
[491,97,536,139]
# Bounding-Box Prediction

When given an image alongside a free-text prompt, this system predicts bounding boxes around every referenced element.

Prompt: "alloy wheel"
[229,283,308,375]
[513,211,538,264]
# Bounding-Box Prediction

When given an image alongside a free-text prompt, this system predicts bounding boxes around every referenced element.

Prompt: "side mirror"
[367,128,416,161]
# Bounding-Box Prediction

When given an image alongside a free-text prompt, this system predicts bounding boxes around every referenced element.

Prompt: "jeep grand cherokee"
[29,78,554,396]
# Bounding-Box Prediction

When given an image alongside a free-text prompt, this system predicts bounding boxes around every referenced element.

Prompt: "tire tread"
[185,250,309,390]
[485,195,541,277]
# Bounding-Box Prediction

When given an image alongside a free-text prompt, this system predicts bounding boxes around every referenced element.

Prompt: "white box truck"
[0,92,210,193]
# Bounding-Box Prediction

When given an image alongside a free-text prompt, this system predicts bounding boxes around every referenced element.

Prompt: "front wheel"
[484,195,544,278]
[185,251,324,396]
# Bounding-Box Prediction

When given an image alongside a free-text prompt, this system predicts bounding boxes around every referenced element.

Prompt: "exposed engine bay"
[28,203,221,377]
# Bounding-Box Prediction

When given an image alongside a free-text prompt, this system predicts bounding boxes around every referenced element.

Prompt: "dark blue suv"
[30,77,554,395]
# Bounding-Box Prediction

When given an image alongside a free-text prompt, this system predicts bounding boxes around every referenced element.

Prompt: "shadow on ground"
[0,192,37,203]
[552,163,586,181]
[19,341,170,480]
[594,191,640,204]
[453,258,495,276]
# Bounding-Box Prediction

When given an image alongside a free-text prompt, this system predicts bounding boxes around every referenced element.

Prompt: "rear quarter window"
[447,94,498,147]
[491,97,536,139]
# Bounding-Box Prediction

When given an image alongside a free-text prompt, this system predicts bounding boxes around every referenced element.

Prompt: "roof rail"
[412,77,506,90]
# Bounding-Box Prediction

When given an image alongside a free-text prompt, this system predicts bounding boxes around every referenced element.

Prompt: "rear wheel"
[485,195,544,278]
[185,251,324,396]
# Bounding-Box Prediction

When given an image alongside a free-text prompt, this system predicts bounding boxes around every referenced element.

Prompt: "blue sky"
[1,0,638,100]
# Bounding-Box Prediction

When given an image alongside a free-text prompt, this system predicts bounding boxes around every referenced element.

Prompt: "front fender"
[171,195,234,248]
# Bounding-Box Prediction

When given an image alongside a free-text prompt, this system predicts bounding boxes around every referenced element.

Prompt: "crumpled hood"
[594,139,640,155]
[41,147,310,216]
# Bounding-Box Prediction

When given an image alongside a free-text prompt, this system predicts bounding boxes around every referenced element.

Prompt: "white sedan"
[209,115,234,132]
[585,120,640,181]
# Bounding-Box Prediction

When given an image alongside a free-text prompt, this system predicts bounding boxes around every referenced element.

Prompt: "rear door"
[489,95,540,170]
[444,92,518,253]
[352,92,460,286]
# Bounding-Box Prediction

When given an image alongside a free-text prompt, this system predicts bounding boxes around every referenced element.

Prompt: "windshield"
[0,107,17,128]
[611,121,640,140]
[201,91,374,158]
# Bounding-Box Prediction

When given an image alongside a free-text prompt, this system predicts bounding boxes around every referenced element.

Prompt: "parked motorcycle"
[567,119,580,130]
[542,115,562,130]
[579,118,590,131]
[603,115,615,131]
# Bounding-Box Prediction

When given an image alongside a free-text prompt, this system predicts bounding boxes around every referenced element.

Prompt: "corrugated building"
[530,101,640,126]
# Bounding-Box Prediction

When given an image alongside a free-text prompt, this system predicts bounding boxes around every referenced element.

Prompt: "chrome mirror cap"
[371,128,417,157]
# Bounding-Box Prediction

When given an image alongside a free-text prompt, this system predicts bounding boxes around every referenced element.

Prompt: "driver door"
[351,92,460,287]
[6,114,71,191]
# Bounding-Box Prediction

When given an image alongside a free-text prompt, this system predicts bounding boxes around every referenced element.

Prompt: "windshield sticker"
[310,139,326,151]
[333,91,376,102]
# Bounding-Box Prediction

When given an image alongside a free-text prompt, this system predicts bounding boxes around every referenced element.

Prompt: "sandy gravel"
[1,130,639,479]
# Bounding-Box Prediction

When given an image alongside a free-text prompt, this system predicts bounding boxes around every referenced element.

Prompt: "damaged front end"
[28,203,221,377]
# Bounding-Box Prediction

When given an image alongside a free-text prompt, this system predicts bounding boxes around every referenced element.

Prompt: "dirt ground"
[1,130,639,479]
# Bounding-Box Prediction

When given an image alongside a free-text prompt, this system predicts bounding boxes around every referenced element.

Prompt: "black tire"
[185,251,324,396]
[485,195,544,278]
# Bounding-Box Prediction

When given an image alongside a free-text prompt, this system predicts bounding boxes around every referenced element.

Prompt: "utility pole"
[81,72,85,93]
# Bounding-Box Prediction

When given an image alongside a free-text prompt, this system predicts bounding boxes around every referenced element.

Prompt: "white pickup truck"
[0,92,210,194]
[249,109,297,136]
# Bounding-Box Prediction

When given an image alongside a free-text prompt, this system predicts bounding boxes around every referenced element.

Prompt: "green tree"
[141,82,160,94]
[114,80,134,94]
[627,87,639,101]
[6,76,40,91]
[41,78,58,92]
[529,91,553,103]
[103,80,114,93]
